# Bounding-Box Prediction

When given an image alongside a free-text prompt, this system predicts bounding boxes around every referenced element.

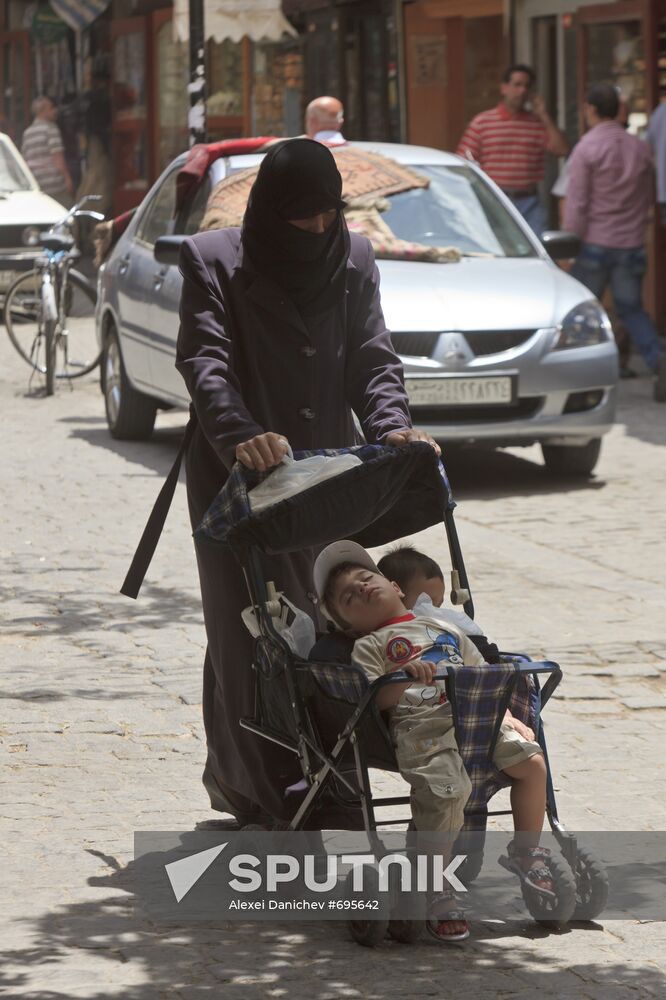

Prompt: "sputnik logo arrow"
[165,843,227,902]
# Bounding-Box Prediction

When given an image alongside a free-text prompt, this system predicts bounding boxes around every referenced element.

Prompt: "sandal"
[500,841,556,898]
[425,889,470,943]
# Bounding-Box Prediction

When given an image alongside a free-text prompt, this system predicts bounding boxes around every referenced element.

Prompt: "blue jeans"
[571,243,663,371]
[508,193,546,239]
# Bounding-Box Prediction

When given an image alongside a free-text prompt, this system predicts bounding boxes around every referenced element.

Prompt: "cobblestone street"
[1,328,665,999]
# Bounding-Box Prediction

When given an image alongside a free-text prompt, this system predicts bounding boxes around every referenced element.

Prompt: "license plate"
[406,375,516,407]
[0,270,16,291]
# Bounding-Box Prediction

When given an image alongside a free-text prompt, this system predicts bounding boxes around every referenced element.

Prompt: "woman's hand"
[386,428,441,456]
[235,433,290,471]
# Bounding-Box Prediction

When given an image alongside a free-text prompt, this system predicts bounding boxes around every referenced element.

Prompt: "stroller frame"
[194,441,601,928]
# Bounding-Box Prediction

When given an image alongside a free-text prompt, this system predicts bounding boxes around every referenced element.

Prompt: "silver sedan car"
[97,142,618,476]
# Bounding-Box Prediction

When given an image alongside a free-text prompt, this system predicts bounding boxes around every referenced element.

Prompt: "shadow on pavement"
[1,849,663,1000]
[4,580,202,641]
[68,423,187,481]
[66,417,606,503]
[441,445,606,502]
[615,376,666,448]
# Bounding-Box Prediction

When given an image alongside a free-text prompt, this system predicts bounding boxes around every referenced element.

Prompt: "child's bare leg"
[502,754,548,878]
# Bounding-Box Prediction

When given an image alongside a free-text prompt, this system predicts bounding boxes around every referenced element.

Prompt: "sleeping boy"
[313,539,551,941]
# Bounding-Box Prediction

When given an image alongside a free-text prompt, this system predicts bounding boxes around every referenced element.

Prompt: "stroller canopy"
[196,442,454,557]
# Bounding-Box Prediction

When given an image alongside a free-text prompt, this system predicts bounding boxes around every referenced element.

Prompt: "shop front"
[283,0,402,142]
[514,0,666,326]
[1,1,303,215]
[401,0,510,151]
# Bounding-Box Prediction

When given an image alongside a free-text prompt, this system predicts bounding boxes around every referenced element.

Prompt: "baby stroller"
[196,441,608,944]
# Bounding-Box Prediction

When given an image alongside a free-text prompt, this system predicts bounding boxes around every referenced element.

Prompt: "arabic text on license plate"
[406,377,513,406]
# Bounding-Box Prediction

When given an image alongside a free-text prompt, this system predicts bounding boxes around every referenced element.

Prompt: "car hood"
[376,256,592,332]
[0,190,64,226]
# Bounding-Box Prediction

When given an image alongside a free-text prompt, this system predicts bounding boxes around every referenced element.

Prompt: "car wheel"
[541,438,601,477]
[102,326,157,440]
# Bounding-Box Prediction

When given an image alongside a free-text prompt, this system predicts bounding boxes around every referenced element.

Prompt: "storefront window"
[156,21,189,170]
[251,42,303,137]
[112,28,148,209]
[586,22,646,133]
[464,16,504,125]
[208,39,244,118]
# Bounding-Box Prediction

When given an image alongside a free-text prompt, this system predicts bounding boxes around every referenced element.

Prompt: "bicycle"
[3,196,105,395]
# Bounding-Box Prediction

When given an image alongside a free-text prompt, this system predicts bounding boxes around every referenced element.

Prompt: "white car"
[97,142,619,477]
[0,131,65,297]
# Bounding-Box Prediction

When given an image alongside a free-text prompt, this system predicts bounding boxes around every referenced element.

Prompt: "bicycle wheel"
[54,269,100,379]
[44,319,56,396]
[4,271,45,372]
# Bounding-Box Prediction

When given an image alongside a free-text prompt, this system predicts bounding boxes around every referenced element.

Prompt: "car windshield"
[381,164,537,258]
[0,139,33,193]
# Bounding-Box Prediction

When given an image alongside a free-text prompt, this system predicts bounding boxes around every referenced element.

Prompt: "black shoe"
[620,366,638,379]
[654,355,666,402]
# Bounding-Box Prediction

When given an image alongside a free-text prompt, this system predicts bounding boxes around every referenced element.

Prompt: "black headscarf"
[241,139,350,315]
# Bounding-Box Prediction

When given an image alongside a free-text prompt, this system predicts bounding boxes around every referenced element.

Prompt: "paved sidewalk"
[1,331,665,999]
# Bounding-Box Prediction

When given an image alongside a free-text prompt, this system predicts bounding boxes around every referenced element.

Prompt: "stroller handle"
[373,660,562,688]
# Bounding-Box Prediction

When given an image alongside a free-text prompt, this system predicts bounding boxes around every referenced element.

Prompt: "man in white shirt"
[304,96,346,145]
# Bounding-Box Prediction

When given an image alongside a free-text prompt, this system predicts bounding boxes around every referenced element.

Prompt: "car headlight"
[22,226,41,247]
[555,300,613,350]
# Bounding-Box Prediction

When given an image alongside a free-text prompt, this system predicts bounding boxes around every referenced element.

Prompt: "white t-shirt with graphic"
[352,612,483,735]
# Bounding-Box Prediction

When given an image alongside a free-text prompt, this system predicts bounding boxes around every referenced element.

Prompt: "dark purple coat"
[176,227,410,819]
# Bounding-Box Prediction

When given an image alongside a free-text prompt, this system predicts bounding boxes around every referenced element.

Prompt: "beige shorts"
[394,713,471,833]
[493,722,543,771]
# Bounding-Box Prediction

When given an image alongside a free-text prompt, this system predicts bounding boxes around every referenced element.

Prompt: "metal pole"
[188,0,207,145]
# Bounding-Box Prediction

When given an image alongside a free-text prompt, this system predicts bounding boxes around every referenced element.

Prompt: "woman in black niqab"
[241,138,350,314]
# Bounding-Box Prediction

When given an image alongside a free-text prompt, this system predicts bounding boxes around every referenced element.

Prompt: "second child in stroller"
[314,539,553,941]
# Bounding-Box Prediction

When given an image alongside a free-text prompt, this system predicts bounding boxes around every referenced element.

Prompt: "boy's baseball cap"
[313,540,381,619]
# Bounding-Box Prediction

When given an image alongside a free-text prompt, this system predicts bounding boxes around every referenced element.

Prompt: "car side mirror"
[541,230,581,261]
[154,235,187,266]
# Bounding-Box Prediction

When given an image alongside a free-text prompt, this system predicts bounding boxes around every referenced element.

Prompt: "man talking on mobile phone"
[457,64,569,237]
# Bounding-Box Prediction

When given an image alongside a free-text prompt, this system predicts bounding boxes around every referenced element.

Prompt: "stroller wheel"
[345,867,390,947]
[348,918,390,947]
[570,847,609,921]
[387,920,423,944]
[521,853,577,927]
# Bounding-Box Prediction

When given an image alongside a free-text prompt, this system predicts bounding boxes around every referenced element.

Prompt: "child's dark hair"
[376,545,443,591]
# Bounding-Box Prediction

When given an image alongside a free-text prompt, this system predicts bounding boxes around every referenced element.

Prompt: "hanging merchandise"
[31,3,69,45]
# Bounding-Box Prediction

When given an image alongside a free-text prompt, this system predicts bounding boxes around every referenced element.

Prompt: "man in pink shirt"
[565,83,666,401]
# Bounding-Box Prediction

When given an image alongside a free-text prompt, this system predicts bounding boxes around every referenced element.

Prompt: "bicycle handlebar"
[49,195,105,234]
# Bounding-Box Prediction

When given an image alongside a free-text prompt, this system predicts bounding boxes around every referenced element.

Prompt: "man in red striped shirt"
[457,64,569,236]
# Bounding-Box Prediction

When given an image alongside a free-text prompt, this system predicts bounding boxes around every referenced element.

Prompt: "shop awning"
[173,0,297,44]
[49,0,112,31]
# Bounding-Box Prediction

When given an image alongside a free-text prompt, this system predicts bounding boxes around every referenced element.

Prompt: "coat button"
[300,345,316,357]
[298,408,316,420]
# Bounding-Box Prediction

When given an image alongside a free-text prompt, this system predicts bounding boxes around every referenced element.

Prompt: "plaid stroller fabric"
[296,656,536,828]
[447,661,535,831]
[195,443,455,557]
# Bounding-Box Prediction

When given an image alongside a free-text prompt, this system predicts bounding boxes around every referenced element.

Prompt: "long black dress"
[176,226,411,819]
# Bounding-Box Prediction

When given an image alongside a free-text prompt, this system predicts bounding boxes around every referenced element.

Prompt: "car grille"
[409,397,544,423]
[391,332,439,357]
[462,330,536,356]
[391,329,537,358]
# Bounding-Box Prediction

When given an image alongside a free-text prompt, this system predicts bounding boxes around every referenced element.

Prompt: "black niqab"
[241,139,350,315]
